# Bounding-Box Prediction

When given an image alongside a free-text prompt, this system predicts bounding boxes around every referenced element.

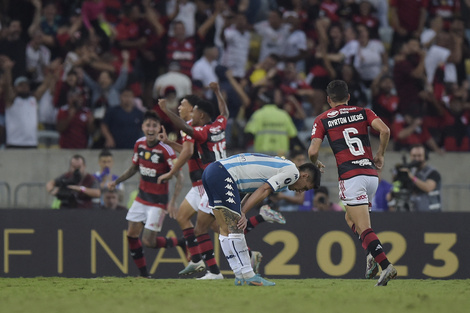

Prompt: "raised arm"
[158,98,194,136]
[157,140,194,184]
[209,81,229,119]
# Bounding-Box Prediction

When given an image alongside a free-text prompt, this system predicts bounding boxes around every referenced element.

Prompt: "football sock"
[351,224,368,254]
[196,233,220,274]
[156,237,178,248]
[183,228,202,263]
[228,233,254,278]
[360,228,391,270]
[244,215,264,234]
[219,234,242,277]
[127,236,148,277]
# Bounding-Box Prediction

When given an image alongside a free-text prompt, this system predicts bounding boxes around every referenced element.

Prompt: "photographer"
[46,155,100,209]
[312,186,343,212]
[394,144,442,212]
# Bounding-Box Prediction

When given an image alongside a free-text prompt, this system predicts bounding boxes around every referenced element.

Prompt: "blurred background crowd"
[1,0,470,154]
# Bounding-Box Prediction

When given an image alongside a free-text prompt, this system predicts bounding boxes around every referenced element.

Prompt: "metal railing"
[13,182,53,208]
[0,181,11,208]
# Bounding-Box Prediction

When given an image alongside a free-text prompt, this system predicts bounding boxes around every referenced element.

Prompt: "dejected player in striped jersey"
[108,110,185,278]
[308,80,397,286]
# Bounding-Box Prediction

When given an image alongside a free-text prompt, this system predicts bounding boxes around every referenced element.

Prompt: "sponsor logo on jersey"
[352,158,372,166]
[214,200,222,204]
[140,165,157,177]
[217,118,224,123]
[284,178,292,184]
[311,123,317,135]
[339,107,356,114]
[327,110,339,118]
[225,177,233,183]
[225,191,235,197]
[210,132,225,142]
[356,195,367,201]
[225,184,234,190]
[294,174,299,180]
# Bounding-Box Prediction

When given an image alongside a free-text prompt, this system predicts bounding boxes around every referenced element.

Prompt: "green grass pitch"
[1,277,469,313]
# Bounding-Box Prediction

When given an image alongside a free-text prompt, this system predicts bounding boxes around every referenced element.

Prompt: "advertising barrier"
[1,209,469,279]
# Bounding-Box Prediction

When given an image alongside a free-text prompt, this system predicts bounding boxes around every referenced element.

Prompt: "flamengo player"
[158,82,228,279]
[108,111,185,278]
[308,80,397,286]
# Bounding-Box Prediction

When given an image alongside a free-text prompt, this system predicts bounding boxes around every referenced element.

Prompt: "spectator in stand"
[281,11,308,74]
[1,56,41,149]
[421,16,444,50]
[393,38,426,117]
[244,88,298,156]
[246,54,280,87]
[425,31,461,86]
[56,88,94,149]
[312,186,343,212]
[441,96,470,151]
[448,18,470,85]
[101,88,144,149]
[389,0,427,56]
[26,30,51,89]
[81,0,112,52]
[82,50,130,118]
[427,0,461,29]
[339,63,368,108]
[166,21,196,78]
[391,113,443,154]
[0,20,27,80]
[371,74,399,129]
[353,24,388,89]
[153,62,192,101]
[221,11,251,80]
[37,59,62,131]
[279,62,316,117]
[352,0,380,39]
[46,154,101,209]
[166,0,197,38]
[101,188,127,210]
[93,148,124,207]
[253,9,290,63]
[191,45,219,99]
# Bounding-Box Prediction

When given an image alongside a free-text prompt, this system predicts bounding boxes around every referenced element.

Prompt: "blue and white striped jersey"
[219,153,300,193]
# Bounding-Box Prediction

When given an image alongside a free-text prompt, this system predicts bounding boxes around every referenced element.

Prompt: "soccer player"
[308,80,397,286]
[157,82,227,279]
[108,111,185,278]
[202,153,321,286]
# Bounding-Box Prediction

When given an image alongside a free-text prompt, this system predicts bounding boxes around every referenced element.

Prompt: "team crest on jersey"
[151,154,160,163]
[144,152,151,160]
[327,110,339,118]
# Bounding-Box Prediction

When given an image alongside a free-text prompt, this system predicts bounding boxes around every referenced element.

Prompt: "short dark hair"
[71,154,86,165]
[195,99,214,119]
[290,149,305,159]
[298,163,321,189]
[326,80,349,103]
[316,186,329,196]
[143,110,161,123]
[99,149,113,158]
[184,95,202,107]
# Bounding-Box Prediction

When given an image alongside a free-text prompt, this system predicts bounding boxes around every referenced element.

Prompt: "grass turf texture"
[1,278,469,313]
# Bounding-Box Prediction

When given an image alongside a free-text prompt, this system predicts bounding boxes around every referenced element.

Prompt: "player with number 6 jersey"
[308,80,397,287]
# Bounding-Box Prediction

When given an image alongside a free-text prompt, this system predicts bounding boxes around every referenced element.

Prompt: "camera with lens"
[54,169,82,206]
[389,156,421,211]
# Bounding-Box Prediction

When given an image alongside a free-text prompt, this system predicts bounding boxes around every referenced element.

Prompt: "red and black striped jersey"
[189,115,228,166]
[132,136,176,207]
[181,120,205,187]
[311,105,379,180]
[166,37,195,77]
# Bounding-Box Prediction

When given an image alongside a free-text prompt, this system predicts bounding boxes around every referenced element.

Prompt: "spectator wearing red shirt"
[56,88,94,149]
[352,1,380,39]
[393,38,426,117]
[428,0,461,29]
[389,0,428,56]
[166,21,196,77]
[441,96,470,151]
[113,4,146,63]
[371,74,399,129]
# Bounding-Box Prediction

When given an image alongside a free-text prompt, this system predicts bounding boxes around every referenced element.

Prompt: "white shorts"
[126,201,166,232]
[339,175,379,207]
[185,185,212,215]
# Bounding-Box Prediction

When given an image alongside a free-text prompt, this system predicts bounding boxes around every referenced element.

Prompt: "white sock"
[228,233,255,278]
[219,234,242,277]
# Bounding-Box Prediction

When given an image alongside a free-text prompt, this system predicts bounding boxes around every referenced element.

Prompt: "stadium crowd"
[1,0,469,153]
